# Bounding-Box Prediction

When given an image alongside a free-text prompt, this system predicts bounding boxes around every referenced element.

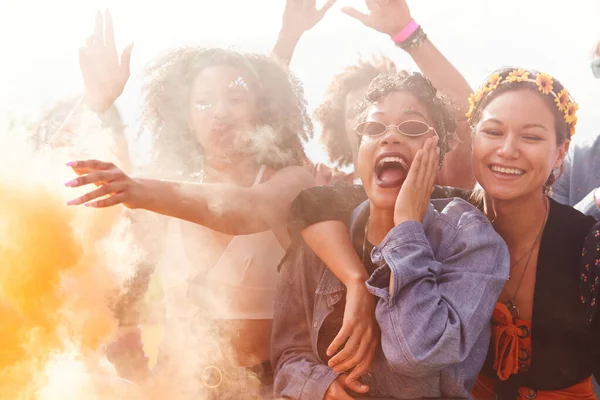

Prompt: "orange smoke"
[0,158,130,399]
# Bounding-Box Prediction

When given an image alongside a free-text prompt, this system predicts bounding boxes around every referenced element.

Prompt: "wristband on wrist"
[397,26,428,51]
[392,19,419,44]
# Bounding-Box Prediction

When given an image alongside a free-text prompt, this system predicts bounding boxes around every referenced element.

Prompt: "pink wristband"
[392,19,419,44]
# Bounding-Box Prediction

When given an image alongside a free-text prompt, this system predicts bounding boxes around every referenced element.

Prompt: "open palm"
[80,10,133,113]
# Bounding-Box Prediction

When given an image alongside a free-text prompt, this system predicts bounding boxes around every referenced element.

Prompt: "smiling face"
[357,91,437,211]
[473,89,569,202]
[188,65,259,166]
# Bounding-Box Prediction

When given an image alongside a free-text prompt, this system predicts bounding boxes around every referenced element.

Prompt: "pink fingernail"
[66,200,77,206]
[66,161,76,167]
[64,180,77,187]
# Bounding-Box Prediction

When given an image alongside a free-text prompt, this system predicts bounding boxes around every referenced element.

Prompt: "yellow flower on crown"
[466,94,476,118]
[565,101,579,124]
[569,116,578,137]
[486,73,502,92]
[535,73,554,95]
[555,89,570,112]
[466,88,485,119]
[506,69,530,83]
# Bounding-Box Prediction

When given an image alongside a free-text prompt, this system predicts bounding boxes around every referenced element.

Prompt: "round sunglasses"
[355,120,438,138]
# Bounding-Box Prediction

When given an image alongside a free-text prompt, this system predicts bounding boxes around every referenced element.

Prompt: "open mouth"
[375,156,409,188]
[489,164,526,177]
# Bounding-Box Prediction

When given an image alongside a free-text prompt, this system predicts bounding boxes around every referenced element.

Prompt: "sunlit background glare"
[1,0,600,164]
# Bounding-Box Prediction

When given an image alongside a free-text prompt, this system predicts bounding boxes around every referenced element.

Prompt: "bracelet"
[392,19,419,44]
[396,26,428,51]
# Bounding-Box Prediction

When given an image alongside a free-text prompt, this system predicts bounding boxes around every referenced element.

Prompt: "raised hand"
[282,0,337,35]
[80,10,133,113]
[342,0,412,37]
[65,160,146,209]
[394,136,440,225]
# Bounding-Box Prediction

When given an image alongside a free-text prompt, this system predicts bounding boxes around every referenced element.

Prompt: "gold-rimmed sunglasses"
[355,120,438,138]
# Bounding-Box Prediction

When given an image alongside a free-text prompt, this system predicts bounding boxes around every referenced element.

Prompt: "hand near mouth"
[394,136,440,225]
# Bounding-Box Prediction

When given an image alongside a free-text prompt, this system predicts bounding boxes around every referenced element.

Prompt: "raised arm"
[47,10,133,171]
[272,0,336,65]
[64,160,315,246]
[342,0,470,117]
[342,0,474,188]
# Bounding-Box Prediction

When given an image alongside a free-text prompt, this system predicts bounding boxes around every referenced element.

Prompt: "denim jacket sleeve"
[272,244,341,400]
[365,203,509,378]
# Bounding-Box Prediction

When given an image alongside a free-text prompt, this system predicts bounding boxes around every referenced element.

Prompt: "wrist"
[394,215,416,226]
[133,178,154,210]
[277,26,304,44]
[391,18,418,42]
[344,272,370,288]
[83,91,113,115]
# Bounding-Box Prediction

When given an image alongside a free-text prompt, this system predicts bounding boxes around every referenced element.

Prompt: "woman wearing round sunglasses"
[274,71,508,399]
[356,119,437,137]
[287,68,600,399]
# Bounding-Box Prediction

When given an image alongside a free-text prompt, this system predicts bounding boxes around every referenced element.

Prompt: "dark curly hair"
[468,67,572,187]
[314,55,397,167]
[358,71,457,166]
[136,47,313,179]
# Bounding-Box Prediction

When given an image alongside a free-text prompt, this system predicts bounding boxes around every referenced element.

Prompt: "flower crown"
[466,69,578,137]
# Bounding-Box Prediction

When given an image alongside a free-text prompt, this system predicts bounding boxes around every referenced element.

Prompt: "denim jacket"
[272,198,509,400]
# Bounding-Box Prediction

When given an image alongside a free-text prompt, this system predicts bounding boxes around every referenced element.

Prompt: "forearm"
[47,97,86,148]
[301,221,369,285]
[405,38,472,116]
[140,179,272,235]
[272,28,303,65]
[437,120,475,188]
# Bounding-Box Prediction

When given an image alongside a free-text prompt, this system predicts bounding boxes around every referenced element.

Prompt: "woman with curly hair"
[63,17,316,396]
[272,70,509,399]
[287,66,600,399]
[273,0,474,188]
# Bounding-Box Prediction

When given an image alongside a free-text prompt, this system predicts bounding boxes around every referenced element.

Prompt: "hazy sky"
[1,0,600,156]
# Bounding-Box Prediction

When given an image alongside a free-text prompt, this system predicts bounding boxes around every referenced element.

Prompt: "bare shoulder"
[266,165,315,189]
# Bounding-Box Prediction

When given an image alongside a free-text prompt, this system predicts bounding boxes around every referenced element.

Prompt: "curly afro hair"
[136,46,313,179]
[359,71,457,166]
[314,55,397,167]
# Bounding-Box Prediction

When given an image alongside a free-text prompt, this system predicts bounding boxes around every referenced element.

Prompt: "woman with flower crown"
[286,67,600,399]
[465,69,599,399]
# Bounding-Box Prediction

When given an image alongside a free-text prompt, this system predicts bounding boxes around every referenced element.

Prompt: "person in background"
[552,41,600,219]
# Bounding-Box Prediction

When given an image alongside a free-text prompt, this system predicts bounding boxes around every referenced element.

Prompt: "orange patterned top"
[472,303,596,400]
